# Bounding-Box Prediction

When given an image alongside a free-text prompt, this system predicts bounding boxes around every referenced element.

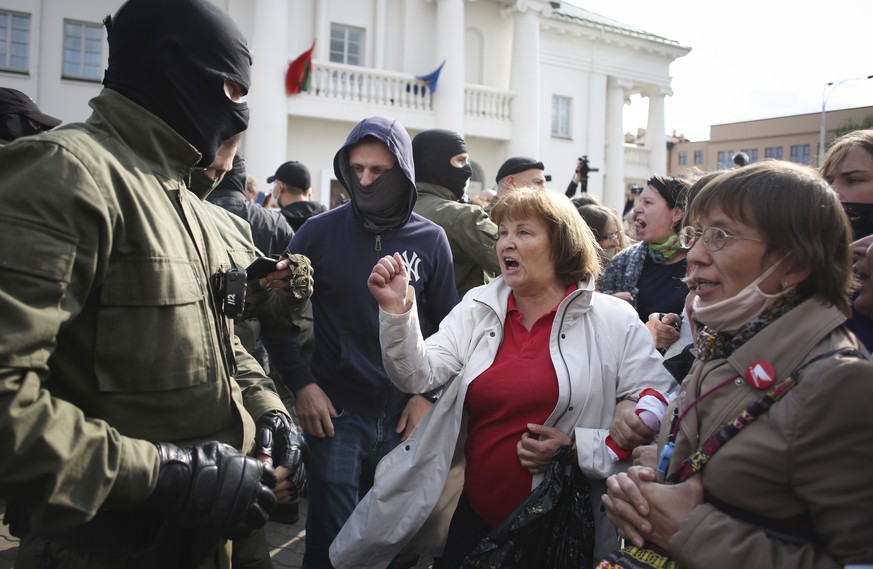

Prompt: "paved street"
[0,499,307,569]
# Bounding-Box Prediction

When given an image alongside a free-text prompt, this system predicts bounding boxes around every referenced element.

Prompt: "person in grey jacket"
[330,188,674,568]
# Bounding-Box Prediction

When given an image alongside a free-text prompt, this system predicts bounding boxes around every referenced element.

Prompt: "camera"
[630,184,644,196]
[214,268,248,318]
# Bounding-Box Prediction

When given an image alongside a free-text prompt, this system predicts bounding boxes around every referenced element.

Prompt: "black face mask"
[843,202,873,240]
[0,114,41,141]
[103,0,251,167]
[349,167,410,233]
[412,129,471,200]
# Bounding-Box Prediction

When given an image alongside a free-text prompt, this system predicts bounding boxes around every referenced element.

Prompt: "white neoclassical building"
[0,0,689,213]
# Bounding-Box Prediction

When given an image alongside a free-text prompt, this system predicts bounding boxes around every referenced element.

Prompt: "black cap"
[496,156,544,183]
[0,88,62,129]
[267,160,311,189]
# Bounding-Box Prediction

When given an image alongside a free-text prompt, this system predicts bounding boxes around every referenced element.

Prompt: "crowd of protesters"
[2,2,873,568]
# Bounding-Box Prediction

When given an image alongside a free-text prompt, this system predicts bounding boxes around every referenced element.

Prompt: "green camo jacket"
[0,89,285,536]
[413,182,500,298]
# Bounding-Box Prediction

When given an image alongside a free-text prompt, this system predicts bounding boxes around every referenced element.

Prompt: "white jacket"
[330,276,675,568]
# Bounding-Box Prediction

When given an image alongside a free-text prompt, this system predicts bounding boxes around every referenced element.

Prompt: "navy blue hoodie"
[285,116,458,417]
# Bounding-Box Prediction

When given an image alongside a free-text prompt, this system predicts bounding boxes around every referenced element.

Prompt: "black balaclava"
[412,129,471,200]
[346,166,410,233]
[842,202,873,240]
[0,114,41,141]
[102,0,251,167]
[333,117,418,233]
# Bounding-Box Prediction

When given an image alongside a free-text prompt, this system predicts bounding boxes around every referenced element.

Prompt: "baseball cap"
[0,88,62,129]
[267,160,311,189]
[496,156,545,183]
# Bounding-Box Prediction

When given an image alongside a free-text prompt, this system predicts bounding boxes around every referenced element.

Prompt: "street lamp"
[819,74,873,166]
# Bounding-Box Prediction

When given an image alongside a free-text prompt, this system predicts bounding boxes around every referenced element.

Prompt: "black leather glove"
[148,441,277,539]
[254,410,308,499]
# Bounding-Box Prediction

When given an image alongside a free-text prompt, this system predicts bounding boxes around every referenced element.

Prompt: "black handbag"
[460,444,595,569]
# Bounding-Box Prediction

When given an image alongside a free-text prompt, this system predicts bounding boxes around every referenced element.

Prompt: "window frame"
[765,146,783,161]
[62,19,103,82]
[693,150,704,165]
[551,95,572,139]
[329,23,365,66]
[790,144,810,165]
[0,9,31,74]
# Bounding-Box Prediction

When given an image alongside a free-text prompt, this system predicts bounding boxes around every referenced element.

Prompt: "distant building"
[669,106,873,175]
[1,0,689,214]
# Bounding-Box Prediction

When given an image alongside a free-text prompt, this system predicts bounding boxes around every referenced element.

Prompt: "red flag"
[286,40,316,95]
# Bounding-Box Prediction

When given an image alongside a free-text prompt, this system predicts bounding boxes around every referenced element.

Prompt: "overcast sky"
[567,0,873,141]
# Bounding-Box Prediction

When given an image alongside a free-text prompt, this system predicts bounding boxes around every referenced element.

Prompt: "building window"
[678,151,688,165]
[741,148,758,164]
[765,146,783,160]
[790,144,810,165]
[717,150,734,169]
[0,10,30,73]
[551,95,571,139]
[63,20,103,81]
[330,24,364,66]
[693,150,703,164]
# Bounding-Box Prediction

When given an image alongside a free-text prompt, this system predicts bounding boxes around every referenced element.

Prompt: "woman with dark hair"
[599,175,691,350]
[603,161,873,568]
[330,188,675,569]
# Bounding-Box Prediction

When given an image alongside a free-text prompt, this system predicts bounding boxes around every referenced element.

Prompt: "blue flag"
[416,60,446,94]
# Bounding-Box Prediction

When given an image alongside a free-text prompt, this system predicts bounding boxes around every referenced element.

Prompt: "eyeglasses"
[678,226,762,252]
[598,231,621,243]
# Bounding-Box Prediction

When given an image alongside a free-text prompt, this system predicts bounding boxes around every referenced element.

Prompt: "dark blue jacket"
[286,116,458,417]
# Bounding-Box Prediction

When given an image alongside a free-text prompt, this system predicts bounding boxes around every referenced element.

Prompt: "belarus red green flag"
[286,40,316,95]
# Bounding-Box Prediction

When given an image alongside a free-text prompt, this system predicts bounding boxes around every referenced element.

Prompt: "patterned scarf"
[695,288,805,362]
[647,233,683,263]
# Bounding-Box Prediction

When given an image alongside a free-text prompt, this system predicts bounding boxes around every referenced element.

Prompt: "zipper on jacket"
[375,233,382,254]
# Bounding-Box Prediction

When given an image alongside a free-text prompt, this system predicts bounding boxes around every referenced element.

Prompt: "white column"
[434,0,466,134]
[604,77,633,214]
[506,2,542,158]
[375,0,387,69]
[315,0,329,61]
[245,0,289,186]
[646,86,670,175]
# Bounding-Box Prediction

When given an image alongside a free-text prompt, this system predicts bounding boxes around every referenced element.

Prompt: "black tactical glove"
[254,410,308,499]
[280,252,314,301]
[148,441,277,539]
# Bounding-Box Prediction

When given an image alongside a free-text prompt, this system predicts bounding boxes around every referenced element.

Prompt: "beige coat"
[659,298,873,568]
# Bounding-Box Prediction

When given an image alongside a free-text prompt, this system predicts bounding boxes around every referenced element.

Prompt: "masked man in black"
[0,1,304,567]
[411,128,500,298]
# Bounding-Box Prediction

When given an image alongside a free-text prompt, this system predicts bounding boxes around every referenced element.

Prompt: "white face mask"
[692,257,787,334]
